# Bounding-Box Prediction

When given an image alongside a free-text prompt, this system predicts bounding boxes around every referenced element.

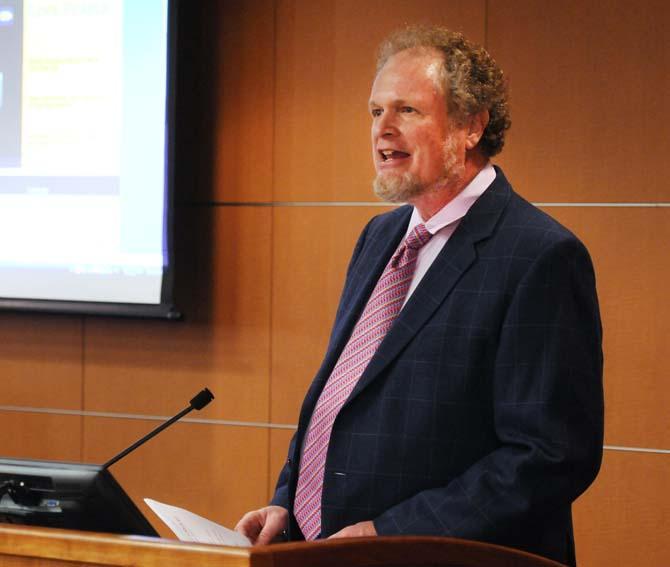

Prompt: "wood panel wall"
[1,1,668,564]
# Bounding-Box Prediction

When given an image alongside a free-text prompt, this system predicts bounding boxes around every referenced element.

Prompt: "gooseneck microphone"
[102,388,214,470]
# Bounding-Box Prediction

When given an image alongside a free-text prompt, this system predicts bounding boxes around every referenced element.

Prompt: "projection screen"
[0,0,179,318]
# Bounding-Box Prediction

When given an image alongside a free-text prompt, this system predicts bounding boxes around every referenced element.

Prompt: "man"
[236,26,603,566]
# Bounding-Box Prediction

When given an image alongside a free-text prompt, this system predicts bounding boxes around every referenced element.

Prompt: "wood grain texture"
[209,0,276,203]
[574,449,670,566]
[0,525,566,567]
[544,206,670,449]
[0,524,251,567]
[489,0,670,202]
[0,314,82,409]
[270,205,390,423]
[252,536,566,567]
[175,0,275,203]
[82,418,269,534]
[82,206,272,423]
[0,412,82,461]
[273,0,486,202]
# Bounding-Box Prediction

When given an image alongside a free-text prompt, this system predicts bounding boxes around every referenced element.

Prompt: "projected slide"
[0,1,22,167]
[0,0,169,306]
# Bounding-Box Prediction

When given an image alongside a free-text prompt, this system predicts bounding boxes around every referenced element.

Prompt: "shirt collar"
[406,162,496,235]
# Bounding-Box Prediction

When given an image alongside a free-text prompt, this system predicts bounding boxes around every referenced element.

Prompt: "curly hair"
[376,26,511,157]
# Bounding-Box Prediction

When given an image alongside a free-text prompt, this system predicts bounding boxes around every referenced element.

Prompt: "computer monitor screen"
[0,457,157,536]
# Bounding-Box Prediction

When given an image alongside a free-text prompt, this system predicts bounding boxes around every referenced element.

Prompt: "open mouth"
[379,149,411,162]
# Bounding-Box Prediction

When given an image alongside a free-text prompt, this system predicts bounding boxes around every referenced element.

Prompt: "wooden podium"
[0,523,566,566]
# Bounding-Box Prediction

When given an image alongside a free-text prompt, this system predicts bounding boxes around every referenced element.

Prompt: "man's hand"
[234,505,288,546]
[328,520,377,539]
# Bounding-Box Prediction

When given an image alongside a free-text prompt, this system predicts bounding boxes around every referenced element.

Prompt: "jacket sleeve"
[269,433,297,510]
[373,236,604,543]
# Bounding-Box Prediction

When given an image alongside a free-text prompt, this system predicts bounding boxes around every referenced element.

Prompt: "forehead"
[369,48,445,105]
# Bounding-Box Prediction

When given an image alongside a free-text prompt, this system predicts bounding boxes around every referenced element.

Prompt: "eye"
[370,107,382,118]
[400,106,416,114]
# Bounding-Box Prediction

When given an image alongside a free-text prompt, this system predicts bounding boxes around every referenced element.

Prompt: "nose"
[372,111,399,139]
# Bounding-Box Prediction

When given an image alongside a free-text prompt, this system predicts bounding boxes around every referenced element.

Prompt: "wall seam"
[177,201,670,208]
[2,406,669,455]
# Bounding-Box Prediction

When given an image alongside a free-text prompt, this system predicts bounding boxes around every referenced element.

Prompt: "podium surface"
[0,523,566,566]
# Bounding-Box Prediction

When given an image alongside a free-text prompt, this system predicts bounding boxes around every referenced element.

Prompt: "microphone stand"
[102,388,214,470]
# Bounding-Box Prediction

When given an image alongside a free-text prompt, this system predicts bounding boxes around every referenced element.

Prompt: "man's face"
[369,49,463,203]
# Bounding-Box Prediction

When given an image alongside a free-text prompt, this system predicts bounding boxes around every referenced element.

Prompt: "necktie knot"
[390,223,432,268]
[404,223,432,250]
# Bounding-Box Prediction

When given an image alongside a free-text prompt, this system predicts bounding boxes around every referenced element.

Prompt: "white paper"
[144,498,251,547]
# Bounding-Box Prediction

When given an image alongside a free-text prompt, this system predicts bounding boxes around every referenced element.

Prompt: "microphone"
[102,388,214,470]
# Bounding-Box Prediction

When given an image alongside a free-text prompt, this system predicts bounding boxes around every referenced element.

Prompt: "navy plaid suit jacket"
[271,168,604,566]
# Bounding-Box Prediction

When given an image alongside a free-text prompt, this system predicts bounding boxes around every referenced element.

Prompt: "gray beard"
[372,134,464,204]
[373,171,424,203]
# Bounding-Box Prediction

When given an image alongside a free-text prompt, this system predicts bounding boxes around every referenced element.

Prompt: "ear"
[465,110,489,150]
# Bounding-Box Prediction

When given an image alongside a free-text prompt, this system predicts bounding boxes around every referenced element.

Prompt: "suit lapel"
[345,169,513,406]
[296,206,412,428]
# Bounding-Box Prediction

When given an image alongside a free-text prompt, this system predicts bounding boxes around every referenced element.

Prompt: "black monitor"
[0,458,157,536]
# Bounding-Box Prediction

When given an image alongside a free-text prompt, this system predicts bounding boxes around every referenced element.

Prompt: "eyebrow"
[368,98,413,109]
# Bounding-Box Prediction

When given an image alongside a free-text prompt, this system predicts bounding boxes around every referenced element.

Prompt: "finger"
[327,527,348,539]
[233,512,252,533]
[256,509,288,546]
[234,512,262,539]
[255,520,281,546]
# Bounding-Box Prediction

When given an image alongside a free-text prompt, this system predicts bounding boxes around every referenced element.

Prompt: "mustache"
[372,135,465,203]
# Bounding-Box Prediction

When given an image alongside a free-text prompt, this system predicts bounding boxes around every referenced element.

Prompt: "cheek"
[370,134,381,170]
[414,135,448,172]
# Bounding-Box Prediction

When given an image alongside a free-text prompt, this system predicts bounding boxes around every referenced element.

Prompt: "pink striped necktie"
[294,223,433,540]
